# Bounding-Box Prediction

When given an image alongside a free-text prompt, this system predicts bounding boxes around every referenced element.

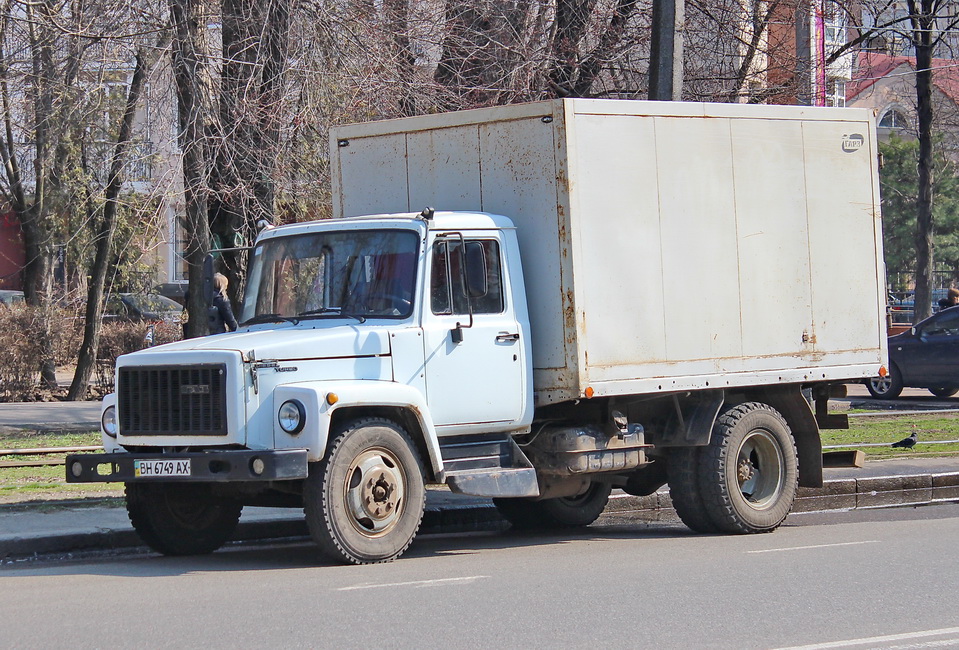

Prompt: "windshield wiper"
[240,313,299,326]
[296,307,366,323]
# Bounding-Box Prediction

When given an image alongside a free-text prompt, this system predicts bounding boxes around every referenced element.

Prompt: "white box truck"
[68,99,887,564]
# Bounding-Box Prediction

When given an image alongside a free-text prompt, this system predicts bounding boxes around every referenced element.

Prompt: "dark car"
[104,293,182,324]
[0,289,24,308]
[867,306,959,399]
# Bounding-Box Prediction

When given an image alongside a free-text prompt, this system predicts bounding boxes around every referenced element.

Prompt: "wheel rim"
[343,446,406,538]
[734,429,785,511]
[870,376,891,394]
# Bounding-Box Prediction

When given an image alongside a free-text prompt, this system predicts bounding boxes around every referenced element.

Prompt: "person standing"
[208,273,239,334]
[938,288,959,310]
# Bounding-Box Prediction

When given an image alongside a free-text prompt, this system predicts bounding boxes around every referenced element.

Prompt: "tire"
[930,387,958,398]
[494,481,612,528]
[667,447,721,533]
[125,482,242,556]
[866,365,903,399]
[304,418,426,564]
[697,403,798,534]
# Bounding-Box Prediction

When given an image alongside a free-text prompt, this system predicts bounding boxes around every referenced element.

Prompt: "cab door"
[422,233,526,431]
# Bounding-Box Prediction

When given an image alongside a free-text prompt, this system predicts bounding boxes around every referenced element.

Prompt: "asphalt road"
[2,503,957,649]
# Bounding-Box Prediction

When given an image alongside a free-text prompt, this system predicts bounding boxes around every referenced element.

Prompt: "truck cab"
[69,210,541,563]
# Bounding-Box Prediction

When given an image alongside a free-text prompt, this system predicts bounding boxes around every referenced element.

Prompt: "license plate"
[134,459,191,477]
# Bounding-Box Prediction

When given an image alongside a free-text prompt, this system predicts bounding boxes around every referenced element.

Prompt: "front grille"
[118,364,228,436]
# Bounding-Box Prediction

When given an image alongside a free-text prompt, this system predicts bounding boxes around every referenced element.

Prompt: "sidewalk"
[0,401,100,431]
[2,457,958,561]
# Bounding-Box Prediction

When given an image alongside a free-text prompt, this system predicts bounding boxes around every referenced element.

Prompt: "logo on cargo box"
[842,133,864,153]
[181,384,210,395]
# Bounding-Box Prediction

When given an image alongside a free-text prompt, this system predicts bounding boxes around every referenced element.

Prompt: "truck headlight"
[278,400,306,434]
[102,405,118,438]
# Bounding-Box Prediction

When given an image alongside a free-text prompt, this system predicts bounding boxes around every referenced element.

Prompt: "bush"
[0,305,181,400]
[0,304,82,400]
[94,320,182,391]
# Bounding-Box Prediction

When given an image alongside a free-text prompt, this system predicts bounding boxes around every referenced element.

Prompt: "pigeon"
[891,432,918,449]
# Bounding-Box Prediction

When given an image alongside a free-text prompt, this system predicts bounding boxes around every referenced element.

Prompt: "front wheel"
[866,365,903,399]
[304,418,426,564]
[125,483,242,556]
[696,403,798,534]
[494,481,612,528]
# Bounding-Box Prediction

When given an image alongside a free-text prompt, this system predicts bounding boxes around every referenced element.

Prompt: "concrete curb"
[2,472,957,560]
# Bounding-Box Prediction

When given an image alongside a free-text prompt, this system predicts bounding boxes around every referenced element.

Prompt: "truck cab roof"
[257,211,515,245]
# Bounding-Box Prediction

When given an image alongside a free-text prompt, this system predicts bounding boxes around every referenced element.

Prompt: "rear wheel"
[667,447,720,533]
[304,418,426,564]
[126,482,242,556]
[867,365,903,399]
[929,387,958,398]
[494,481,612,528]
[697,403,798,534]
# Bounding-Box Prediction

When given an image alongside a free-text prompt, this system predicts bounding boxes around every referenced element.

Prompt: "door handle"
[496,332,520,342]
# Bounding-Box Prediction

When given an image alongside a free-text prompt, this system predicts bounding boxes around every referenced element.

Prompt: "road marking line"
[774,626,959,649]
[337,575,489,591]
[747,540,879,554]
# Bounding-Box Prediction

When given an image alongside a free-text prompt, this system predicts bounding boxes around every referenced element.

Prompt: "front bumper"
[65,449,309,483]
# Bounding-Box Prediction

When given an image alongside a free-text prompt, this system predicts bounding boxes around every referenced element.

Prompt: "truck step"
[439,434,514,473]
[445,467,539,498]
[440,435,540,497]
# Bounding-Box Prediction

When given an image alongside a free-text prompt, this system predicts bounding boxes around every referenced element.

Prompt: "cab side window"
[431,239,504,315]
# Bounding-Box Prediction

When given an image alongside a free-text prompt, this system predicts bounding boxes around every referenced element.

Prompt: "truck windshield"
[240,229,419,323]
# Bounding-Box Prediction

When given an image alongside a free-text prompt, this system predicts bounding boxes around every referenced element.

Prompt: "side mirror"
[463,241,488,298]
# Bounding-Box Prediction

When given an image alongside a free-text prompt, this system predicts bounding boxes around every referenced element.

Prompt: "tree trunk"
[910,0,935,323]
[23,0,59,388]
[211,0,290,308]
[68,51,149,400]
[172,0,212,338]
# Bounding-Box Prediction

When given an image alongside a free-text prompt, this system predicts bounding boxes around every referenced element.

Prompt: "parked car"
[0,289,24,308]
[104,293,182,324]
[867,306,959,398]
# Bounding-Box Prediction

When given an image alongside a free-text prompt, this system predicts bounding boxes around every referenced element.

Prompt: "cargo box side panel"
[802,119,885,362]
[565,113,668,374]
[336,134,411,216]
[569,109,883,391]
[478,115,576,396]
[570,114,748,383]
[406,126,483,211]
[730,119,814,359]
[654,116,744,367]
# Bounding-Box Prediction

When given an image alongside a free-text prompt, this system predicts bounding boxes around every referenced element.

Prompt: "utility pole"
[649,0,684,100]
[794,0,812,105]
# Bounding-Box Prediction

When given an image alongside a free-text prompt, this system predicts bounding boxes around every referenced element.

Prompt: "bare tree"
[171,0,213,337]
[209,0,292,305]
[0,0,96,386]
[68,47,153,399]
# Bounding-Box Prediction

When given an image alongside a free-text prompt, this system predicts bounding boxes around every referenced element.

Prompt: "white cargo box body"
[331,99,886,405]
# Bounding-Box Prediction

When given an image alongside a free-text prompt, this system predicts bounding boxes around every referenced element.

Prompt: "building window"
[174,222,188,282]
[879,110,909,130]
[825,78,845,107]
